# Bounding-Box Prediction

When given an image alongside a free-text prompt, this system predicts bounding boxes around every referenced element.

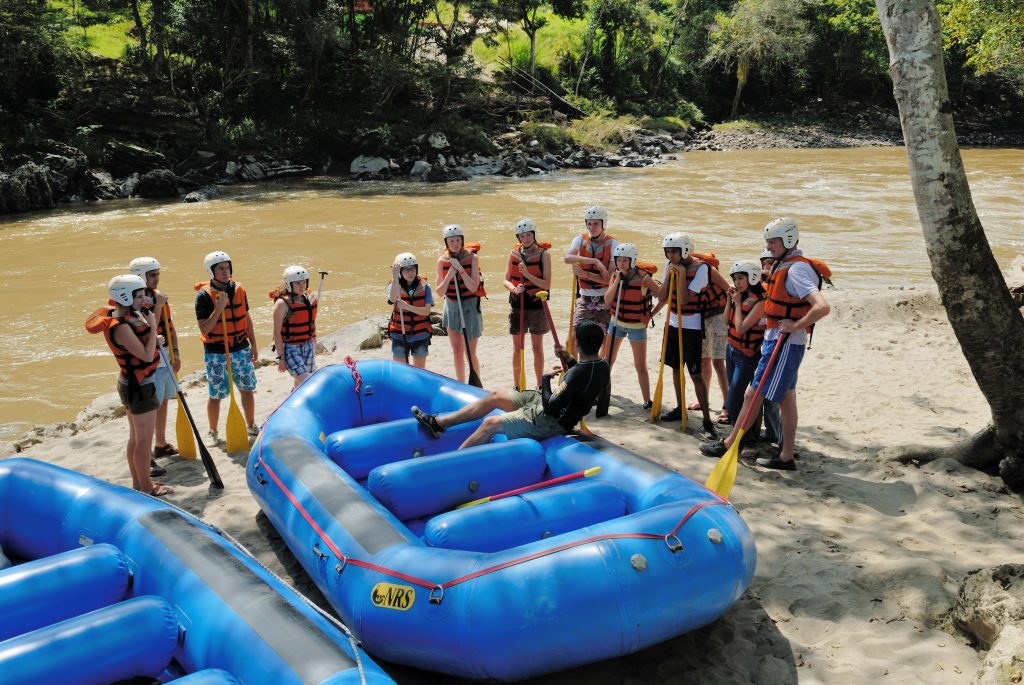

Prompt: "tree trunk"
[528,30,537,92]
[875,0,1024,489]
[128,0,149,60]
[730,57,748,119]
[347,0,359,51]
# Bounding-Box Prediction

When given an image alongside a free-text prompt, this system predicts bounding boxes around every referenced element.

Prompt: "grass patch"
[712,118,770,133]
[569,112,639,151]
[472,13,586,77]
[68,20,134,59]
[641,116,692,134]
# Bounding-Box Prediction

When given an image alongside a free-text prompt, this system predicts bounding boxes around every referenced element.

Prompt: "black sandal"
[411,406,444,439]
[756,457,796,471]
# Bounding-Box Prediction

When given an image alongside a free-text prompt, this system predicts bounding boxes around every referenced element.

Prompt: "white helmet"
[613,243,639,268]
[395,252,418,269]
[283,265,309,286]
[584,206,607,224]
[662,232,693,258]
[204,251,232,278]
[764,217,799,249]
[108,274,146,307]
[514,217,537,237]
[730,260,762,286]
[760,248,774,261]
[128,257,160,278]
[442,224,464,242]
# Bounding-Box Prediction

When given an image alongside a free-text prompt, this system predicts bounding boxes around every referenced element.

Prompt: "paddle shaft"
[517,249,527,389]
[595,274,624,416]
[315,270,328,303]
[735,332,790,436]
[649,270,674,422]
[566,275,578,356]
[157,346,223,488]
[398,306,410,364]
[673,266,687,430]
[458,467,601,509]
[453,270,482,388]
[537,295,567,372]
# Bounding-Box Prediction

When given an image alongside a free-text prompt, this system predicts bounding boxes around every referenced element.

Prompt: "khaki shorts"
[118,381,160,415]
[702,311,727,360]
[509,307,549,335]
[499,390,565,441]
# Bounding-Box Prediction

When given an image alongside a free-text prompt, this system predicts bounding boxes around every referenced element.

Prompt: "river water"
[1,147,1021,439]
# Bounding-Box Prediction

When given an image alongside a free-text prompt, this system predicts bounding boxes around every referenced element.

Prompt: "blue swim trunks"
[204,349,257,399]
[751,337,805,403]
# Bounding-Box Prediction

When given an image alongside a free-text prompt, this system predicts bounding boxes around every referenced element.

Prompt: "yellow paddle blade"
[175,400,196,460]
[705,428,743,499]
[518,351,527,390]
[225,396,248,453]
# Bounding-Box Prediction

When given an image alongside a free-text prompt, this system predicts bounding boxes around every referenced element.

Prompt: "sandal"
[700,440,727,457]
[642,400,653,410]
[716,410,730,424]
[756,457,795,471]
[686,401,702,411]
[153,444,178,458]
[144,484,175,497]
[412,406,444,439]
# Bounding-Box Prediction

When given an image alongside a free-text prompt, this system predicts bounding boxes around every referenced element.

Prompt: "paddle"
[157,346,223,488]
[566,274,578,356]
[453,271,482,388]
[458,467,601,509]
[674,267,688,431]
[220,307,249,453]
[537,290,592,435]
[398,306,410,364]
[649,269,674,423]
[315,269,328,303]
[163,308,195,459]
[595,272,624,417]
[705,332,790,499]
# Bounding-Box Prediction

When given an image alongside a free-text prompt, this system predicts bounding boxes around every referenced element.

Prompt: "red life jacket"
[195,281,249,347]
[442,244,487,300]
[270,290,317,344]
[726,291,766,357]
[509,242,551,308]
[85,304,161,389]
[577,231,616,291]
[764,255,831,329]
[389,276,432,338]
[609,267,656,325]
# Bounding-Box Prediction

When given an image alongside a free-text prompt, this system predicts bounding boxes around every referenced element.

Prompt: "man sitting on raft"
[413,320,610,449]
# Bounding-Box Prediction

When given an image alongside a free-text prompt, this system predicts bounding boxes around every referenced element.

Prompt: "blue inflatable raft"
[248,360,756,681]
[0,457,394,685]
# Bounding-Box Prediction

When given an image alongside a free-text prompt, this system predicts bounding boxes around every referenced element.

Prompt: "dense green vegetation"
[1,0,1020,161]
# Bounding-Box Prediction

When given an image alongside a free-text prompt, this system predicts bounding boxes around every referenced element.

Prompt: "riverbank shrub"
[569,112,639,150]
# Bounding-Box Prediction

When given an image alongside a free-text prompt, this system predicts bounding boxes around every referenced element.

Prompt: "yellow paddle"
[164,308,195,460]
[518,290,527,390]
[705,333,789,499]
[674,269,688,431]
[220,307,249,453]
[649,270,673,422]
[566,274,578,356]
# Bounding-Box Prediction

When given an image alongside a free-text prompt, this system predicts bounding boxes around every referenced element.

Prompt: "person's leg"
[132,409,159,492]
[763,400,782,447]
[155,399,170,447]
[413,354,427,369]
[240,390,256,426]
[689,358,712,410]
[436,389,516,430]
[127,412,140,490]
[689,370,713,425]
[712,358,728,416]
[630,337,650,404]
[608,333,625,367]
[460,415,505,449]
[448,313,467,383]
[207,398,221,434]
[724,347,743,424]
[530,332,545,389]
[467,336,481,383]
[204,352,226,436]
[778,389,798,462]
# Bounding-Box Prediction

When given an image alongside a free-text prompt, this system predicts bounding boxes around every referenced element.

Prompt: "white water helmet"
[442,224,464,243]
[108,274,146,307]
[760,248,774,261]
[764,217,799,249]
[584,205,607,224]
[514,218,537,237]
[613,243,639,268]
[283,265,309,286]
[395,252,418,269]
[662,232,693,258]
[204,251,232,278]
[730,260,762,286]
[128,257,160,278]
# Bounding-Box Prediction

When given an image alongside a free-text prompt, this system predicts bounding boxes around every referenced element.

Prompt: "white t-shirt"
[568,234,619,297]
[664,260,708,330]
[764,250,819,346]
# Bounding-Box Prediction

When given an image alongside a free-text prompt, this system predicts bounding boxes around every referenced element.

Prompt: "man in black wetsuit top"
[413,320,610,449]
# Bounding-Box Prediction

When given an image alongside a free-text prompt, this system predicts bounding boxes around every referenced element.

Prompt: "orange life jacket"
[577,231,616,291]
[270,290,317,344]
[509,242,551,308]
[194,281,249,348]
[609,266,656,325]
[442,243,487,300]
[690,252,728,312]
[764,255,831,330]
[669,258,721,316]
[726,291,766,357]
[85,304,161,390]
[143,290,175,343]
[389,276,432,338]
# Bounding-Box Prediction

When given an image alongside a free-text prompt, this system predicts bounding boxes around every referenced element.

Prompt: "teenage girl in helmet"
[564,206,618,344]
[503,218,551,389]
[603,243,659,410]
[722,260,767,456]
[271,265,318,389]
[195,251,259,445]
[388,253,434,368]
[437,224,483,384]
[88,275,173,496]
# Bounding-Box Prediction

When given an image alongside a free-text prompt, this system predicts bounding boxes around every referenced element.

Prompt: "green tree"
[942,0,1024,91]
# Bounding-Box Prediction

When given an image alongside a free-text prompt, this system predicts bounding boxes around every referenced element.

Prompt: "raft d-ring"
[664,534,684,553]
[312,543,329,560]
[335,557,347,575]
[255,471,268,486]
[429,585,445,605]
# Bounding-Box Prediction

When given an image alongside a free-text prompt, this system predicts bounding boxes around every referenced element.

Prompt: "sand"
[5,283,1023,685]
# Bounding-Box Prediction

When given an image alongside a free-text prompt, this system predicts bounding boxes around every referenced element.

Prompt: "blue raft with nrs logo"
[247,360,757,681]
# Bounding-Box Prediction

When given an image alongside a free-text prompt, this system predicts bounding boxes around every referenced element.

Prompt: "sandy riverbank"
[4,282,1023,684]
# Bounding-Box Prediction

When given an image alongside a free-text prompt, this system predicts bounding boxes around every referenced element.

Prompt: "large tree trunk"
[875,0,1024,489]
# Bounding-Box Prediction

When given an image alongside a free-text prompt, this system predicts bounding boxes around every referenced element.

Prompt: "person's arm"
[503,252,521,294]
[196,290,228,336]
[114,311,160,362]
[520,250,552,292]
[603,269,622,305]
[272,298,288,372]
[388,264,402,303]
[563,235,585,264]
[243,292,258,361]
[780,290,830,333]
[165,304,181,371]
[738,299,766,334]
[541,364,581,416]
[458,253,480,294]
[436,256,454,293]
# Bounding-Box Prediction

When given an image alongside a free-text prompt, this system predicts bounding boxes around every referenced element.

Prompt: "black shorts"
[664,326,703,376]
[117,381,160,415]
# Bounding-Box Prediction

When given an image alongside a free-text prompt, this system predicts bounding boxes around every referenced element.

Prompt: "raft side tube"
[425,480,628,552]
[0,595,179,685]
[0,543,131,641]
[169,669,242,685]
[368,439,547,520]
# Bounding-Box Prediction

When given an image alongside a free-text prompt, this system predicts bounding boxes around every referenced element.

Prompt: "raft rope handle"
[343,356,362,394]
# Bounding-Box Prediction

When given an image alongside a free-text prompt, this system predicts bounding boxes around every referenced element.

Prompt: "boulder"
[225,160,239,177]
[263,162,313,179]
[953,564,1024,649]
[410,160,431,179]
[427,132,450,150]
[137,168,179,199]
[973,623,1024,685]
[13,163,58,211]
[179,150,218,171]
[350,156,390,175]
[83,169,120,201]
[120,172,141,198]
[315,318,390,355]
[424,164,470,183]
[237,162,266,181]
[183,185,222,203]
[106,141,168,176]
[0,173,27,213]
